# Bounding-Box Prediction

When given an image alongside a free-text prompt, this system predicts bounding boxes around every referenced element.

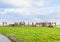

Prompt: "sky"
[0,0,60,25]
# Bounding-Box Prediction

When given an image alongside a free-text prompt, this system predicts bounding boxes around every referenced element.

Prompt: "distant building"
[36,22,56,27]
[2,22,7,26]
[36,22,42,26]
[1,21,56,27]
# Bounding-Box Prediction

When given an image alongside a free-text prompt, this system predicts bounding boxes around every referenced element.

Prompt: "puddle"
[0,34,11,42]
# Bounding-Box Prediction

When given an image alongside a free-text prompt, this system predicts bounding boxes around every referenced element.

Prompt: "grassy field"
[0,26,60,42]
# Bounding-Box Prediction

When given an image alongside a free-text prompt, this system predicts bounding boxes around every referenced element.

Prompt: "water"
[0,34,11,42]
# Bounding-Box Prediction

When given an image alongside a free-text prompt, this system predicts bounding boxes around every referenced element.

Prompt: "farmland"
[0,27,60,42]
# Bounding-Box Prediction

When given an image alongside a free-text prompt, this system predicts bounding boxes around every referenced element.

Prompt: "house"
[36,22,56,27]
[2,22,7,26]
[2,21,56,27]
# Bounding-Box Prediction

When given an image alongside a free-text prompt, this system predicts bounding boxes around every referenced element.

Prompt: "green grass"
[0,26,60,42]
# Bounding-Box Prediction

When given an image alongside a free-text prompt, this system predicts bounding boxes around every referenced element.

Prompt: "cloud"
[0,7,55,16]
[0,0,46,8]
[31,0,45,7]
[0,6,60,16]
[0,0,60,24]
